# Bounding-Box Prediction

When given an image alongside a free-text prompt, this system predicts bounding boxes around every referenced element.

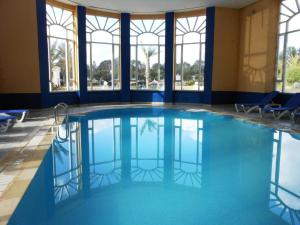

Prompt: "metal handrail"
[53,103,69,140]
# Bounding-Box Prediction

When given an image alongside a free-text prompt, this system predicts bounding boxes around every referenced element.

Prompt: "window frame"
[46,0,79,93]
[173,10,206,92]
[85,9,121,91]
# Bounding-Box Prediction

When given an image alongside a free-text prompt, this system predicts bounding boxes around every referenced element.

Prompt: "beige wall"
[212,7,240,91]
[237,0,280,93]
[0,0,41,93]
[212,0,280,93]
[0,0,280,95]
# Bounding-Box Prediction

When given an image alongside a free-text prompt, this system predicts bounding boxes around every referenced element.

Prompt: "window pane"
[130,19,165,90]
[130,46,137,90]
[183,32,200,44]
[87,43,92,90]
[90,43,112,90]
[138,33,158,45]
[288,13,300,33]
[67,41,76,91]
[92,30,112,43]
[49,38,67,91]
[175,45,182,90]
[49,25,67,39]
[276,36,284,82]
[159,46,165,90]
[284,31,300,93]
[137,45,159,90]
[183,44,200,91]
[114,45,120,89]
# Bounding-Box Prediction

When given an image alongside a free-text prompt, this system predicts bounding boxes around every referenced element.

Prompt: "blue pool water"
[8,108,300,225]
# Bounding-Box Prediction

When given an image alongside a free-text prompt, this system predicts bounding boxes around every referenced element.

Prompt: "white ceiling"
[62,0,257,13]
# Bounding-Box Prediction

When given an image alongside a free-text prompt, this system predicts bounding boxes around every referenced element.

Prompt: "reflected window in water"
[130,117,164,182]
[270,131,300,225]
[88,118,121,189]
[174,119,202,187]
[52,122,81,204]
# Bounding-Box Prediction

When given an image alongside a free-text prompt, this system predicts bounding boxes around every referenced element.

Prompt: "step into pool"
[8,108,300,225]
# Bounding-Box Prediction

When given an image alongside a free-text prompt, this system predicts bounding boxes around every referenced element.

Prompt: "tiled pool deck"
[0,103,299,225]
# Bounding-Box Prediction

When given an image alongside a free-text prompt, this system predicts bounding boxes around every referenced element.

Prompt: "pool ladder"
[53,103,70,140]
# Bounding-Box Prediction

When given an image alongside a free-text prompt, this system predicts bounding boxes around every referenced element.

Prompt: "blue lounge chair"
[235,91,279,114]
[0,114,16,133]
[0,109,28,122]
[262,93,300,120]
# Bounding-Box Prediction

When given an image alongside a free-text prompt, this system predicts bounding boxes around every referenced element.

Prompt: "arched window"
[276,0,300,93]
[130,17,165,90]
[174,13,206,91]
[86,12,121,91]
[46,3,78,92]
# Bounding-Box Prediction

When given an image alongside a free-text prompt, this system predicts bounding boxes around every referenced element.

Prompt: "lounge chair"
[235,91,279,114]
[0,113,16,133]
[262,93,300,120]
[0,109,28,122]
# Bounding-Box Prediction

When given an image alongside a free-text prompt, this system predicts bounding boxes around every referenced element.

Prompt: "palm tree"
[142,47,157,88]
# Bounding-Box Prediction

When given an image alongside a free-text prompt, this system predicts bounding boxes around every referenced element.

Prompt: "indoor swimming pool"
[8,108,300,225]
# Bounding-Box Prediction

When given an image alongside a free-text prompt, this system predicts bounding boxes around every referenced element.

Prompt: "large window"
[130,17,165,90]
[174,14,206,91]
[276,0,300,93]
[86,12,121,91]
[46,3,78,92]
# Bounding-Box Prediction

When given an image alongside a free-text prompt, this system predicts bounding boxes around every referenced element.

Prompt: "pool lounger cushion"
[0,109,28,122]
[262,93,300,120]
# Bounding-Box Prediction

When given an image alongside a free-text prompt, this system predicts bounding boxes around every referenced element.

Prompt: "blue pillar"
[121,13,131,102]
[204,7,215,104]
[165,12,174,103]
[36,0,49,107]
[77,6,88,104]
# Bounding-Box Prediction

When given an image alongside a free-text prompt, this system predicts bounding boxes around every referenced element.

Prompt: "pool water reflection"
[8,108,300,225]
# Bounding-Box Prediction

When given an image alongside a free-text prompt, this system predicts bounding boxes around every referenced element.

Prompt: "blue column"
[204,7,215,104]
[36,0,50,107]
[165,12,174,103]
[121,13,131,102]
[77,6,88,104]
